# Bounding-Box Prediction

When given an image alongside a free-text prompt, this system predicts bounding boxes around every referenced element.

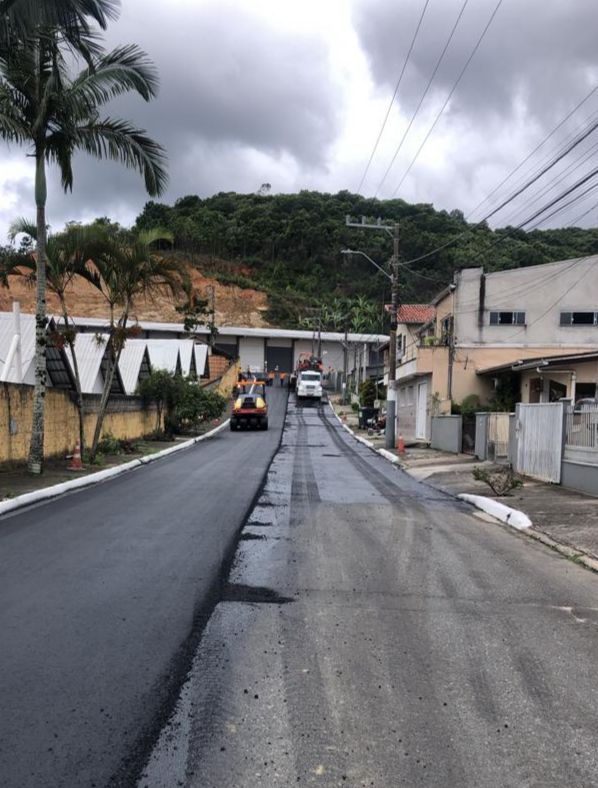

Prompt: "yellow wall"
[0,384,157,465]
[216,361,240,397]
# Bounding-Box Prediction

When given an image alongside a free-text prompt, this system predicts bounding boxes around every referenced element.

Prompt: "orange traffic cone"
[396,433,406,455]
[68,440,84,471]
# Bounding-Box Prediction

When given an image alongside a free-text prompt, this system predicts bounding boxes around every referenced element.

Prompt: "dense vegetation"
[134,190,598,330]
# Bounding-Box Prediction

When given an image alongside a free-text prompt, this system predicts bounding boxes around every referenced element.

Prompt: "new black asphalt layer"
[141,399,598,788]
[0,387,288,788]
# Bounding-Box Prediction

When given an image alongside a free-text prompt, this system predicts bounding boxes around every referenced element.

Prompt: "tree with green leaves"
[81,225,185,460]
[0,3,167,472]
[2,219,106,453]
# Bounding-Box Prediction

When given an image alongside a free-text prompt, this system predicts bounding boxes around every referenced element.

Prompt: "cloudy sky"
[1,0,598,241]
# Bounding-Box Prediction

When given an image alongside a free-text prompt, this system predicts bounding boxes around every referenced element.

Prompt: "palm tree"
[83,225,181,459]
[0,22,167,473]
[3,219,106,453]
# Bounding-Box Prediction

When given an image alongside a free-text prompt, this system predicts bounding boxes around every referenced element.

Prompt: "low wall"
[430,415,462,453]
[561,460,598,498]
[1,384,157,465]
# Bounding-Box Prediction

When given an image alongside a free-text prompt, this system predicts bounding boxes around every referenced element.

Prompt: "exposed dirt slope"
[0,265,270,327]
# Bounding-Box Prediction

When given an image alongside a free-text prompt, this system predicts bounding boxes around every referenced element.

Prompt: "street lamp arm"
[340,249,392,281]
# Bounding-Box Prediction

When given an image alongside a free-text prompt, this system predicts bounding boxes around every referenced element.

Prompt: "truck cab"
[296,370,323,402]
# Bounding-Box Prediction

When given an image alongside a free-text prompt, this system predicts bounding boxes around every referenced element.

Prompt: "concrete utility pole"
[342,323,349,405]
[343,215,400,450]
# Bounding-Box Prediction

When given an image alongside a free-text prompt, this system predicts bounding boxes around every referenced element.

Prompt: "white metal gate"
[515,402,564,483]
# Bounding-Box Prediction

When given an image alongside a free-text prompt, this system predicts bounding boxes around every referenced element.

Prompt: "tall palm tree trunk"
[89,313,128,460]
[61,307,86,455]
[28,153,48,474]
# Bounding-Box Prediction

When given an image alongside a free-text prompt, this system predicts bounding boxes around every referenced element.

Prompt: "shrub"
[359,378,377,407]
[139,370,226,436]
[472,465,523,496]
[97,432,123,455]
[453,394,481,415]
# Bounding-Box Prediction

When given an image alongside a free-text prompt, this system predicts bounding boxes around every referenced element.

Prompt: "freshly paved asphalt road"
[141,398,598,788]
[0,387,288,788]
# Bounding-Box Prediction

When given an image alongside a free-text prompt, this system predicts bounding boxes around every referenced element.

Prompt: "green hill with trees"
[134,190,598,331]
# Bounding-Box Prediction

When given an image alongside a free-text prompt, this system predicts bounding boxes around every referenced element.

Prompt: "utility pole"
[317,315,322,359]
[342,322,349,404]
[387,223,400,451]
[344,215,400,449]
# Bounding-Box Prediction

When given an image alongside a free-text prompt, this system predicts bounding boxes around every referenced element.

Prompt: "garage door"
[266,345,293,372]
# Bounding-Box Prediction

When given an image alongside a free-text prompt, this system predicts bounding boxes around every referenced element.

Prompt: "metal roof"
[51,314,388,344]
[146,340,181,374]
[478,350,598,376]
[178,339,196,376]
[65,333,108,393]
[118,340,150,395]
[194,344,208,377]
[0,312,36,383]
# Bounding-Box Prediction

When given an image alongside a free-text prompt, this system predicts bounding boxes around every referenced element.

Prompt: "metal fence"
[515,402,564,483]
[565,406,598,449]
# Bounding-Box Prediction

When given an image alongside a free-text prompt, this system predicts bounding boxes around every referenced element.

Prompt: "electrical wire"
[468,83,598,220]
[516,164,598,228]
[391,0,504,197]
[500,137,598,227]
[374,0,470,197]
[356,0,431,194]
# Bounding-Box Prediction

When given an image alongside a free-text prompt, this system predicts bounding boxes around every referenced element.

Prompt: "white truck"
[296,369,323,402]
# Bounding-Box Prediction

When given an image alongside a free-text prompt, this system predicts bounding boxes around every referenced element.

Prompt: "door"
[415,381,428,440]
[266,345,293,373]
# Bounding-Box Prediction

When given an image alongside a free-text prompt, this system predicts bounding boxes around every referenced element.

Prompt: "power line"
[374,0,470,197]
[568,198,598,227]
[356,0,431,194]
[500,137,598,227]
[526,178,598,230]
[467,83,598,221]
[391,0,504,197]
[516,165,598,228]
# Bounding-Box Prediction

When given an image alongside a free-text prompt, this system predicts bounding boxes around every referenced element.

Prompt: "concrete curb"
[328,402,401,466]
[0,418,230,519]
[457,493,532,530]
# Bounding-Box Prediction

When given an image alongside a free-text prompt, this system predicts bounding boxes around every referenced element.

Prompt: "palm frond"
[69,44,159,109]
[8,216,37,241]
[65,117,168,196]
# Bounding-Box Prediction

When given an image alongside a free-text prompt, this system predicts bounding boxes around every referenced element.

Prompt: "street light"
[340,247,399,450]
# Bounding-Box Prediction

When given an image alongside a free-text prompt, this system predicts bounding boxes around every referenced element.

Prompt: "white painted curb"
[0,418,230,518]
[458,493,532,530]
[328,402,401,465]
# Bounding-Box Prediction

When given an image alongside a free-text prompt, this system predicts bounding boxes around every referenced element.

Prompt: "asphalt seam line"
[0,419,230,519]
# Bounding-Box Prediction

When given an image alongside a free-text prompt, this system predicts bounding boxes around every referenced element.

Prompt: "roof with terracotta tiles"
[396,304,435,324]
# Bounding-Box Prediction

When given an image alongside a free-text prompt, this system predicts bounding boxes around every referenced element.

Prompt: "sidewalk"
[330,396,598,563]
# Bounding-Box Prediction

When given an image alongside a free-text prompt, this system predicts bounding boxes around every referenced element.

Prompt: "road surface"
[141,399,598,787]
[0,387,288,788]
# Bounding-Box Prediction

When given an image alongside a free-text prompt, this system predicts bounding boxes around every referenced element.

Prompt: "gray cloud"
[353,0,598,125]
[3,0,342,236]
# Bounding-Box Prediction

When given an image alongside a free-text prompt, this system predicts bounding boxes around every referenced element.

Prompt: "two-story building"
[393,255,598,442]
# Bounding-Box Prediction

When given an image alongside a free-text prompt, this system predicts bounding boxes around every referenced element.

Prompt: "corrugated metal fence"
[515,402,564,483]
